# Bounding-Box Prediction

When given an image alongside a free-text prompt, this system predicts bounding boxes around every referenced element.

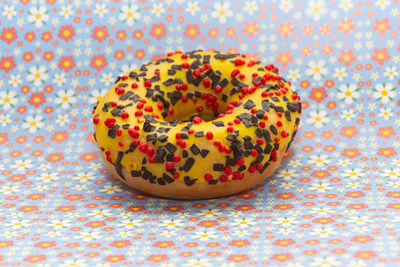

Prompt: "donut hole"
[198,113,217,122]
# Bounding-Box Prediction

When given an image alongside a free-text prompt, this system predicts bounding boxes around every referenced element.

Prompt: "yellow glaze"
[93,51,301,187]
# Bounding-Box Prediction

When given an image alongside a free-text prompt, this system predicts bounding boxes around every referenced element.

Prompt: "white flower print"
[0,114,11,126]
[186,1,200,16]
[0,90,18,110]
[244,1,257,15]
[338,0,354,12]
[196,208,223,218]
[183,259,212,267]
[337,83,360,104]
[305,60,328,81]
[306,109,330,128]
[310,256,340,267]
[377,107,393,120]
[27,65,49,86]
[47,219,72,229]
[27,6,49,28]
[59,259,88,267]
[55,114,70,126]
[310,226,337,238]
[307,154,331,167]
[119,4,141,26]
[151,3,165,18]
[309,182,333,193]
[117,219,143,229]
[373,83,397,103]
[375,0,390,9]
[342,168,365,179]
[0,185,21,195]
[287,68,301,82]
[72,171,96,182]
[211,2,233,24]
[75,231,102,241]
[272,216,299,226]
[382,168,400,179]
[59,5,73,19]
[333,67,348,81]
[305,0,328,21]
[99,184,124,195]
[87,209,113,219]
[230,218,257,227]
[88,89,108,105]
[191,230,218,241]
[22,115,45,133]
[340,109,356,121]
[54,89,77,109]
[275,168,300,180]
[5,219,31,229]
[94,4,108,18]
[8,74,22,88]
[100,72,114,86]
[37,172,60,182]
[279,0,294,13]
[383,66,398,80]
[159,219,185,229]
[53,73,67,86]
[2,5,16,19]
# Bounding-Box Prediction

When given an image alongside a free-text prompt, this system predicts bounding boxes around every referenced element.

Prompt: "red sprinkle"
[147,147,155,156]
[227,126,234,133]
[236,158,244,166]
[196,106,203,113]
[116,129,122,136]
[251,149,258,157]
[204,173,213,182]
[115,87,125,95]
[188,129,194,134]
[173,155,181,162]
[193,69,201,78]
[144,80,152,88]
[157,103,164,110]
[93,116,99,124]
[166,161,174,170]
[281,131,288,138]
[134,110,143,117]
[234,118,241,124]
[231,69,240,78]
[248,60,255,67]
[131,83,138,89]
[138,143,148,153]
[121,112,129,119]
[277,121,283,127]
[214,85,222,93]
[144,106,153,112]
[219,175,227,182]
[182,62,190,69]
[274,137,280,143]
[173,173,180,179]
[111,102,117,107]
[213,140,221,147]
[224,166,232,174]
[118,141,124,147]
[259,121,265,128]
[206,132,214,139]
[192,116,202,124]
[176,132,182,139]
[121,75,128,81]
[181,54,188,59]
[128,128,139,138]
[256,138,264,145]
[203,79,211,88]
[277,112,283,118]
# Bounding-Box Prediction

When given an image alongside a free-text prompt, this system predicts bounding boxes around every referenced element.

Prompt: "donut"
[92,50,301,199]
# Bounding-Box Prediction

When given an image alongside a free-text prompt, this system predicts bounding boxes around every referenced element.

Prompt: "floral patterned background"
[0,0,400,266]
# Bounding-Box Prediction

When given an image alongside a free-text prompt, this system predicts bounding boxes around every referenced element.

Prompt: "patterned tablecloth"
[0,0,400,266]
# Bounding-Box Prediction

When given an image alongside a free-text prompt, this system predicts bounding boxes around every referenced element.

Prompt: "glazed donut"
[92,50,301,199]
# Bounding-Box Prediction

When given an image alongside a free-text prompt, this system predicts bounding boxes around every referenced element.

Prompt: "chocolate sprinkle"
[287,102,298,112]
[200,149,209,158]
[184,176,197,186]
[119,91,134,101]
[285,110,292,121]
[158,134,168,142]
[163,173,174,184]
[194,131,204,137]
[213,163,224,171]
[114,151,125,180]
[243,99,256,110]
[183,157,195,172]
[190,144,200,155]
[270,125,278,135]
[165,142,177,153]
[212,121,225,127]
[131,170,141,177]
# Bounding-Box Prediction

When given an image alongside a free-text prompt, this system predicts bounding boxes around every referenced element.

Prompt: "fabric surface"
[0,0,400,266]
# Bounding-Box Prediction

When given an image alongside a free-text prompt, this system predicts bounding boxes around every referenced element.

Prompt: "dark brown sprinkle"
[192,75,205,86]
[263,129,272,143]
[262,100,270,111]
[118,83,128,88]
[143,121,156,132]
[93,133,97,142]
[146,133,157,143]
[214,53,238,59]
[125,142,137,154]
[186,70,195,84]
[119,91,134,101]
[264,143,273,154]
[190,60,201,69]
[181,133,189,139]
[184,176,197,186]
[111,108,123,117]
[287,102,298,112]
[131,170,141,177]
[182,150,189,158]
[244,140,253,150]
[255,144,263,154]
[140,65,148,71]
[142,157,147,165]
[212,121,225,127]
[225,158,236,166]
[219,78,229,88]
[128,94,140,103]
[274,105,285,113]
[221,94,228,102]
[143,114,156,122]
[186,92,194,99]
[114,76,121,84]
[166,153,174,162]
[230,142,243,159]
[190,144,200,155]
[167,69,176,76]
[257,67,265,71]
[150,75,160,82]
[256,110,265,119]
[213,163,224,171]
[183,157,195,172]
[203,55,211,63]
[282,95,289,102]
[200,149,209,158]
[102,102,112,112]
[298,102,302,114]
[157,177,166,185]
[236,113,252,127]
[158,135,168,142]
[194,131,204,137]
[238,165,246,172]
[163,78,174,86]
[243,150,251,157]
[149,176,157,184]
[193,91,201,98]
[168,119,178,126]
[226,135,237,142]
[285,110,292,121]
[129,71,138,79]
[174,78,183,84]
[243,99,256,110]
[156,127,166,133]
[114,151,125,180]
[161,112,168,118]
[145,89,154,98]
[138,72,146,77]
[254,154,264,164]
[165,142,177,153]
[255,128,263,138]
[163,173,175,184]
[167,91,182,105]
[142,169,152,180]
[270,96,280,102]
[208,179,218,185]
[108,124,120,138]
[274,143,280,150]
[270,125,278,135]
[260,161,270,173]
[155,146,166,163]
[252,76,261,84]
[171,64,182,70]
